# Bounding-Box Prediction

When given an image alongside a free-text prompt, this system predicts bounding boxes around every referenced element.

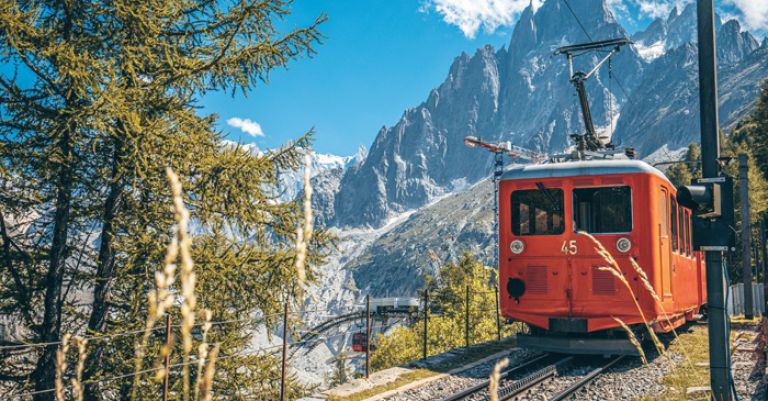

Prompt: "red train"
[498,159,706,354]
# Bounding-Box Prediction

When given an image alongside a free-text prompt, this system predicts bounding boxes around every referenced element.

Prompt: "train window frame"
[671,196,679,253]
[684,210,691,256]
[678,204,685,256]
[511,188,565,236]
[571,185,633,234]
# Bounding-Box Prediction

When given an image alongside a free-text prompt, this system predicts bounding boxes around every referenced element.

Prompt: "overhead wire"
[0,306,365,352]
[560,0,637,146]
[8,320,409,400]
[561,0,593,42]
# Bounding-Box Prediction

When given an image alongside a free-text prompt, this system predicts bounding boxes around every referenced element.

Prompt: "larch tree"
[0,1,331,400]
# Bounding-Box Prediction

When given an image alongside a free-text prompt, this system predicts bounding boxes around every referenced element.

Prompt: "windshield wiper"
[536,182,561,212]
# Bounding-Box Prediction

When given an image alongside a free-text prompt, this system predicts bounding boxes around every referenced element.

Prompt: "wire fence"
[2,287,504,400]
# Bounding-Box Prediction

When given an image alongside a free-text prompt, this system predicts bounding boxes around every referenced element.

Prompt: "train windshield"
[573,186,632,233]
[511,188,565,235]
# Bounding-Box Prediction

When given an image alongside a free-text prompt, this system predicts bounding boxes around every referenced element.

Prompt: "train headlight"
[510,240,525,255]
[616,237,632,253]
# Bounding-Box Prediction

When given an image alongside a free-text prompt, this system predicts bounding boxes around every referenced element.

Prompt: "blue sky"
[202,0,765,156]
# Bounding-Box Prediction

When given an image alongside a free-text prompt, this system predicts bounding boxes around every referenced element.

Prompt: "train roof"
[500,159,672,185]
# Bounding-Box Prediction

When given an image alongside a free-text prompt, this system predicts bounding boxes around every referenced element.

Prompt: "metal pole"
[465,286,470,348]
[754,244,760,283]
[740,154,754,319]
[365,295,371,379]
[422,288,428,360]
[761,216,768,311]
[494,152,503,272]
[163,314,171,401]
[697,0,732,398]
[280,298,289,401]
[495,285,501,341]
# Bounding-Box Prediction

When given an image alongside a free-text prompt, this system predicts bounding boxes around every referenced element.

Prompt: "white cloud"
[636,1,672,19]
[607,0,628,15]
[226,117,265,137]
[725,0,768,31]
[421,0,541,39]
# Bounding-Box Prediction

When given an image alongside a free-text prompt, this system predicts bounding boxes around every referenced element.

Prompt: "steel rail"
[547,356,624,401]
[439,353,562,401]
[497,356,573,401]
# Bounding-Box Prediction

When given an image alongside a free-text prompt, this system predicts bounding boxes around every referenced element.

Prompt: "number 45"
[561,240,577,255]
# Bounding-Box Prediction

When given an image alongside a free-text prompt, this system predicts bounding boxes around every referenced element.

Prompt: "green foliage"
[0,0,329,399]
[665,143,700,188]
[664,90,768,283]
[370,253,524,371]
[733,80,768,177]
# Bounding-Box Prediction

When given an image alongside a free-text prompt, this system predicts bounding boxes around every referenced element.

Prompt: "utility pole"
[280,299,289,401]
[365,295,371,379]
[422,288,428,360]
[495,285,501,341]
[493,152,503,272]
[697,0,732,399]
[761,216,768,311]
[163,314,171,401]
[465,286,470,348]
[463,136,545,272]
[740,154,754,319]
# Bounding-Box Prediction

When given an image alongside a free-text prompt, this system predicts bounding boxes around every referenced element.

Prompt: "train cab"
[498,159,705,341]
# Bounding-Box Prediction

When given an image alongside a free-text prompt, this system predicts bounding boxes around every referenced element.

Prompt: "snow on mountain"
[280,0,768,386]
[332,0,644,229]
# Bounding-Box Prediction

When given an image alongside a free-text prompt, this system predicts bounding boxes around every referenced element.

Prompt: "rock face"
[333,0,644,229]
[612,18,764,155]
[348,180,495,296]
[325,0,768,296]
[330,0,768,231]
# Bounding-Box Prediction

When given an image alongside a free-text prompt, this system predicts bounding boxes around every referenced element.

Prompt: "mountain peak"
[668,5,679,20]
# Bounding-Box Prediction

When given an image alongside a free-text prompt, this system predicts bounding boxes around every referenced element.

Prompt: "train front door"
[659,187,672,298]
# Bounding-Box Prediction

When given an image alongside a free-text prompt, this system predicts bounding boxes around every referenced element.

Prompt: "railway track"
[440,353,624,401]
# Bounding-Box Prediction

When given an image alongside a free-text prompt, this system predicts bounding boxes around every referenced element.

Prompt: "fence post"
[163,314,171,401]
[740,153,754,319]
[465,286,470,348]
[495,286,501,341]
[755,244,761,284]
[280,298,289,401]
[365,294,371,378]
[761,215,768,311]
[422,288,428,360]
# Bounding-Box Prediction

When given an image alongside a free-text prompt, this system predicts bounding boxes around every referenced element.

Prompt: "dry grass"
[55,334,71,401]
[294,153,313,291]
[612,317,647,364]
[71,336,88,401]
[634,325,711,401]
[488,358,510,401]
[198,343,220,401]
[325,369,438,401]
[578,231,672,369]
[194,309,213,401]
[128,168,218,401]
[628,257,695,372]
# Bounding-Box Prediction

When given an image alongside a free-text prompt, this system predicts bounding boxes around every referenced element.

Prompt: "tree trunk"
[83,139,124,401]
[32,127,74,401]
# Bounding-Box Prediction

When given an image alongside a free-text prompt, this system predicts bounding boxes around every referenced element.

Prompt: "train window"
[671,197,679,252]
[678,205,685,255]
[572,186,632,233]
[684,211,691,256]
[511,189,564,235]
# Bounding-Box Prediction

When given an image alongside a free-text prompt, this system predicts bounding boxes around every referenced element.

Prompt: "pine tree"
[741,80,768,176]
[0,1,330,399]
